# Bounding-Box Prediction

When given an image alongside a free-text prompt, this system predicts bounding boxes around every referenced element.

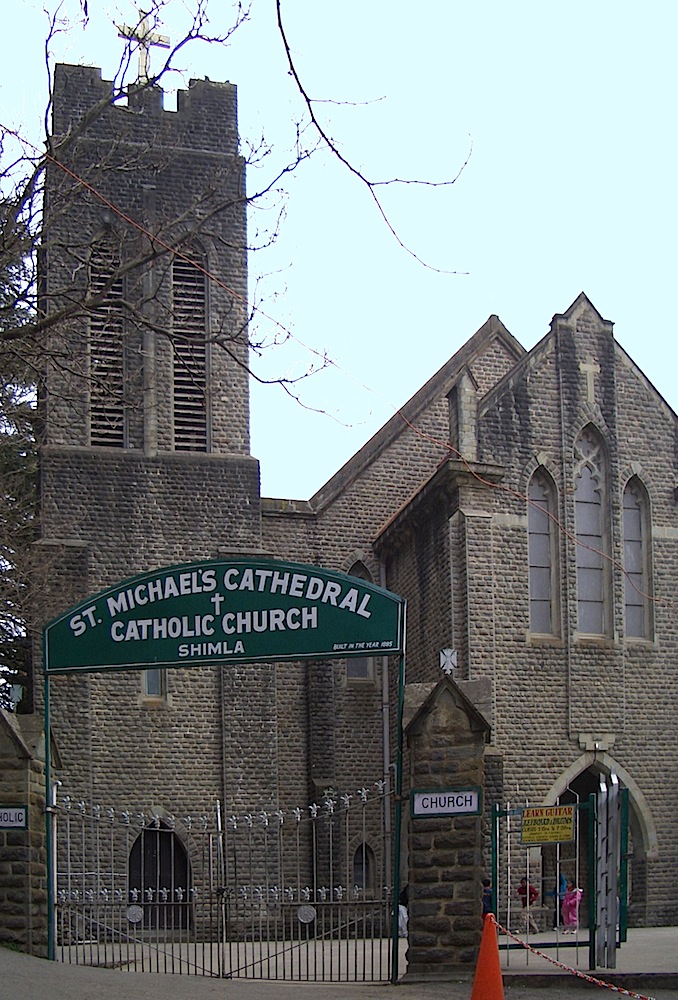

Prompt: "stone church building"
[30,60,678,942]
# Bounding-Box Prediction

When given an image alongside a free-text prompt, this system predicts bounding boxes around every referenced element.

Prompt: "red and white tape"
[492,917,656,1000]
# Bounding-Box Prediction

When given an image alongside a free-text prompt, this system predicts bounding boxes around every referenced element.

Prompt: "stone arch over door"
[543,752,657,925]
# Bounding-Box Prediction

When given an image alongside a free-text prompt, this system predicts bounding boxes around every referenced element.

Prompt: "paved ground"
[3,927,678,1000]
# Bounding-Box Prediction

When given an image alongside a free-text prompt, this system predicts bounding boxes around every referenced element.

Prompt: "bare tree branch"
[275,0,470,273]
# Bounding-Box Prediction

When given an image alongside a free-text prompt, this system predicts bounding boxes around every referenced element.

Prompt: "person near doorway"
[516,876,539,933]
[562,879,583,932]
[553,871,567,928]
[398,884,409,938]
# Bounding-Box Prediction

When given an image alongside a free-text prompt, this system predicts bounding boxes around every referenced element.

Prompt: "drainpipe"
[379,561,392,889]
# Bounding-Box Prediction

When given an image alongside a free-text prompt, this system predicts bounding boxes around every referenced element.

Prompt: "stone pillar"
[0,710,51,955]
[447,368,478,462]
[403,678,490,979]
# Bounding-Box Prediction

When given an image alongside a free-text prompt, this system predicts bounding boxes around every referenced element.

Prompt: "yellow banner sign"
[520,805,575,844]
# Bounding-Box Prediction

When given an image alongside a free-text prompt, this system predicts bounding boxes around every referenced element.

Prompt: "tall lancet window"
[89,243,125,446]
[528,469,559,635]
[574,426,610,635]
[623,477,652,639]
[172,246,208,452]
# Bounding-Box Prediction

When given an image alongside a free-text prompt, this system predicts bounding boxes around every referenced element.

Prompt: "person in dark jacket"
[482,877,494,917]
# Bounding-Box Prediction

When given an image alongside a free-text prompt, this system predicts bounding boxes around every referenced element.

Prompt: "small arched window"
[574,426,610,635]
[527,468,559,635]
[623,477,652,639]
[353,843,375,896]
[172,245,208,451]
[347,561,374,682]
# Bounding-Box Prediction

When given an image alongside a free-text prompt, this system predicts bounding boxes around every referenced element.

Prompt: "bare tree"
[0,374,37,710]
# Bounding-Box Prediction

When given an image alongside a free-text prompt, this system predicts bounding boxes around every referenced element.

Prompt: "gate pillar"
[0,709,56,955]
[403,677,490,979]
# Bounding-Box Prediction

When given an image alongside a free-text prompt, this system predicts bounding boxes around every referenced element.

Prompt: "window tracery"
[574,426,609,635]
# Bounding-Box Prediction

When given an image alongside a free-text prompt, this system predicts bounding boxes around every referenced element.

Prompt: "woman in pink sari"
[562,879,583,932]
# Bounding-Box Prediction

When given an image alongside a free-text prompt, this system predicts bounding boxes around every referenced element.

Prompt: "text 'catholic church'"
[10,50,678,964]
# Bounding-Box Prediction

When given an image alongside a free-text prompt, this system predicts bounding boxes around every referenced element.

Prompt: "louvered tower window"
[172,249,208,451]
[89,245,125,446]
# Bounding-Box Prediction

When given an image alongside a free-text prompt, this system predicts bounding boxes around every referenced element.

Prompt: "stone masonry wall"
[0,713,48,955]
[38,447,262,811]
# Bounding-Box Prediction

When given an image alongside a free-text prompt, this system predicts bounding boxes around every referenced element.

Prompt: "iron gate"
[51,782,397,980]
[490,773,628,971]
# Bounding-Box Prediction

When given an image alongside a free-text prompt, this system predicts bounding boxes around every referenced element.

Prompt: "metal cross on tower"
[117,10,171,83]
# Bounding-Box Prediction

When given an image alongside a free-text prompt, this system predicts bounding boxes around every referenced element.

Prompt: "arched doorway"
[544,756,655,927]
[129,822,191,931]
[541,768,599,929]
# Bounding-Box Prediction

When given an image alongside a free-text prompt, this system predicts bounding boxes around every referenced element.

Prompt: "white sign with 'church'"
[411,787,481,818]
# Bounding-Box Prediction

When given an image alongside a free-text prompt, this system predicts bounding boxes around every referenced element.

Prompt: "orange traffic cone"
[470,914,505,1000]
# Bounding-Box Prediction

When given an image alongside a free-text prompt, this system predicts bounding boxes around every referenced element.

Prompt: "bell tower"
[42,62,252,462]
[40,55,261,559]
[37,60,262,802]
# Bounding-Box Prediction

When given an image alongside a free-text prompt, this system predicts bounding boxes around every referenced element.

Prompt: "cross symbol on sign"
[118,11,171,83]
[440,648,457,675]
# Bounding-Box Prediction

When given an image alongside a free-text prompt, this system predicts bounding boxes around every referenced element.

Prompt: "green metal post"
[390,651,406,984]
[44,670,55,961]
[491,803,499,916]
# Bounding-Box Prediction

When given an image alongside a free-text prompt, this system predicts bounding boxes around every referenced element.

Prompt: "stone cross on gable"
[579,353,600,403]
[118,11,171,83]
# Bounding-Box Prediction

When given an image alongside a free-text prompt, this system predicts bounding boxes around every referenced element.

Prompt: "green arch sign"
[43,558,406,675]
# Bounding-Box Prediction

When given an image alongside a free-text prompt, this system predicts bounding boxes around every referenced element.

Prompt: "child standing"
[561,879,583,932]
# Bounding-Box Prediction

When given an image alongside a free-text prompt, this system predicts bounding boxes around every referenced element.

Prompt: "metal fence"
[52,783,396,980]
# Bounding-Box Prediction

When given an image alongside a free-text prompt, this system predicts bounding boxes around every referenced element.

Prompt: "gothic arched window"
[574,426,610,635]
[623,477,652,639]
[347,561,374,682]
[528,468,559,635]
[353,842,375,896]
[172,245,208,451]
[89,242,125,446]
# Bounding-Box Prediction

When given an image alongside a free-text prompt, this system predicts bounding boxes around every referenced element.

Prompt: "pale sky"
[2,1,676,500]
